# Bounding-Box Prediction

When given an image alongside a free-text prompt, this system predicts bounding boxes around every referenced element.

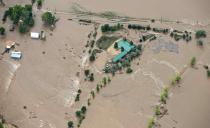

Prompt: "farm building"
[112,39,134,63]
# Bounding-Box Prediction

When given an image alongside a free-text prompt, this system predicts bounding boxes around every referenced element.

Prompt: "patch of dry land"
[0,0,210,128]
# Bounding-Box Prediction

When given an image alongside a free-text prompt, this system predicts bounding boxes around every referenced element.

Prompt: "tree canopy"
[4,4,34,33]
[42,12,56,26]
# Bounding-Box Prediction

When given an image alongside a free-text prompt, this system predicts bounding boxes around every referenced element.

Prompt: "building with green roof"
[112,39,134,63]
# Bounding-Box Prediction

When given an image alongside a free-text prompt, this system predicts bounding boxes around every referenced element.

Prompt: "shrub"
[114,42,118,49]
[84,70,90,76]
[0,27,5,35]
[126,67,133,74]
[2,10,9,22]
[151,19,155,23]
[5,4,35,33]
[207,70,210,77]
[203,65,208,70]
[37,0,43,8]
[197,40,203,46]
[103,77,107,85]
[101,23,123,33]
[42,12,56,26]
[195,30,206,39]
[91,91,95,98]
[160,94,166,104]
[96,84,100,93]
[90,40,95,48]
[172,74,181,85]
[75,94,80,102]
[89,73,94,81]
[147,117,155,128]
[87,98,91,106]
[190,57,196,67]
[75,111,82,118]
[93,32,97,38]
[81,106,87,114]
[154,106,161,115]
[68,121,74,128]
[0,122,3,128]
[162,86,169,98]
[78,89,82,94]
[175,74,181,83]
[89,54,95,62]
[19,23,27,33]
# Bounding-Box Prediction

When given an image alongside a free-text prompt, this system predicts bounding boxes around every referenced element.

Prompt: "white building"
[30,32,40,39]
[10,51,22,59]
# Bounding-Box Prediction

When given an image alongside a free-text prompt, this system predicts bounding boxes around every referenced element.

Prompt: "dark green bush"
[195,30,206,39]
[190,57,196,67]
[42,12,56,26]
[37,0,43,7]
[0,27,5,35]
[84,70,90,76]
[147,117,155,128]
[5,4,34,33]
[114,42,118,49]
[81,106,87,114]
[89,54,95,62]
[101,23,123,33]
[75,94,80,102]
[68,121,74,128]
[75,111,82,118]
[126,67,133,74]
[207,70,210,77]
[19,23,27,33]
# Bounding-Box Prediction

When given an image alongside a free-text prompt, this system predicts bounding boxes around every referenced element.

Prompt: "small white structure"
[10,51,22,59]
[30,32,40,39]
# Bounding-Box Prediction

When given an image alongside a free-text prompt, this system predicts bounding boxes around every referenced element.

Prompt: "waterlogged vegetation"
[84,70,94,82]
[207,70,210,77]
[69,75,112,127]
[42,12,56,26]
[128,24,151,31]
[0,27,5,35]
[147,117,155,128]
[195,30,207,39]
[75,89,82,102]
[171,74,181,85]
[101,23,123,33]
[170,30,192,42]
[203,65,210,78]
[3,4,34,33]
[190,57,196,67]
[37,0,43,9]
[68,121,74,128]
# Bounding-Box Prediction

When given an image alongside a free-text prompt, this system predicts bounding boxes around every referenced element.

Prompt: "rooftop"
[112,39,134,63]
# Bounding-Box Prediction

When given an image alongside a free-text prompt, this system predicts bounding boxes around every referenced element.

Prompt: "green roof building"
[112,39,134,63]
